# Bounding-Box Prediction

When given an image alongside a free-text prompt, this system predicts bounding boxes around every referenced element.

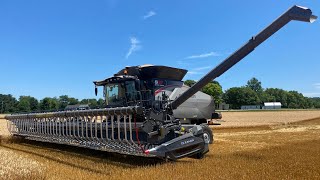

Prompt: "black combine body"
[5,5,317,160]
[94,65,216,123]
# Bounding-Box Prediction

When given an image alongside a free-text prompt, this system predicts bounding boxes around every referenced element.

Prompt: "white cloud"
[193,66,211,71]
[187,66,212,75]
[185,51,220,59]
[143,11,156,20]
[126,37,141,59]
[187,71,203,75]
[313,83,320,89]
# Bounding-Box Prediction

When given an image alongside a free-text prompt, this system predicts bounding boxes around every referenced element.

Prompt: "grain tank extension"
[5,6,316,160]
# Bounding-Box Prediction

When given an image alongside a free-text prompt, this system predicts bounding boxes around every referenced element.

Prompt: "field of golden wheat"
[0,110,320,180]
[217,110,320,127]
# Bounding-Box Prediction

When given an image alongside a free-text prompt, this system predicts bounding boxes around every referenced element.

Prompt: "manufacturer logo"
[181,139,195,145]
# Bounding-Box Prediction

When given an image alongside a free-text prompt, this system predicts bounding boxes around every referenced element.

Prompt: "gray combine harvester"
[6,5,316,160]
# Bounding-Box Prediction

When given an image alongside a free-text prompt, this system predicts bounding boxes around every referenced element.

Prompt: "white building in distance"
[263,102,282,109]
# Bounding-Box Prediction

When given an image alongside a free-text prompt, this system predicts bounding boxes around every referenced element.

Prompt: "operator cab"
[94,64,217,122]
[93,65,187,108]
[104,80,137,107]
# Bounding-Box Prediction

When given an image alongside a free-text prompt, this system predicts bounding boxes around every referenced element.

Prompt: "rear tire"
[201,124,213,144]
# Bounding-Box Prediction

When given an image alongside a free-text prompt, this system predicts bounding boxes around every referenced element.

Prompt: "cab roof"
[117,65,187,81]
[94,65,188,86]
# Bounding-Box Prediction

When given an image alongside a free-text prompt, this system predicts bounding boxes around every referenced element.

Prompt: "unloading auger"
[6,5,316,160]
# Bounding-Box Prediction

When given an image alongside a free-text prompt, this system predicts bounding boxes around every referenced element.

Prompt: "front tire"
[201,124,213,144]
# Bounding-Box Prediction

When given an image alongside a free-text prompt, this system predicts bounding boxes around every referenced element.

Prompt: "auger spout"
[170,5,317,110]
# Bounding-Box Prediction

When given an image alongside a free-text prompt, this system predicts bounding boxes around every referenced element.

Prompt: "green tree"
[68,97,79,105]
[264,88,289,107]
[264,88,312,109]
[58,95,69,109]
[40,98,50,111]
[0,94,18,113]
[97,98,105,108]
[17,96,31,112]
[287,91,311,109]
[184,80,196,87]
[211,80,221,87]
[223,87,260,109]
[40,97,59,111]
[80,99,98,109]
[260,92,276,102]
[58,95,79,110]
[17,96,39,112]
[246,77,263,94]
[202,82,223,104]
[50,97,59,110]
[309,97,320,108]
[28,96,39,111]
[184,80,223,104]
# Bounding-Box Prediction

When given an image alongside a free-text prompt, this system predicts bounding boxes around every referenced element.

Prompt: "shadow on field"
[0,136,166,172]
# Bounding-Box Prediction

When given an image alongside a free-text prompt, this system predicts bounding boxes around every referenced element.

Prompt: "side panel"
[170,85,215,120]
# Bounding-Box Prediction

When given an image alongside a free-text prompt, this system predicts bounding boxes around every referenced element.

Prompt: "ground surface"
[217,110,320,127]
[0,115,9,137]
[0,110,320,179]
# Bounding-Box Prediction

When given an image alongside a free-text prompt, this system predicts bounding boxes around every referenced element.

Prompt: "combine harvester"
[6,5,316,160]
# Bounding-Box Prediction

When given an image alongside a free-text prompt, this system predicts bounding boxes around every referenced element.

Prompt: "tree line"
[184,78,320,109]
[1,77,320,113]
[0,94,105,114]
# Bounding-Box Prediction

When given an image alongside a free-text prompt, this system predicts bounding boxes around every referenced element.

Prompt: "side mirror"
[95,87,98,96]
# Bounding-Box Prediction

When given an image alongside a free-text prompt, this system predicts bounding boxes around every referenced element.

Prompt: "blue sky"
[0,0,319,100]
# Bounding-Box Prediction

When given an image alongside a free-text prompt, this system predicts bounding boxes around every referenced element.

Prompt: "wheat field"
[217,110,320,127]
[0,110,320,180]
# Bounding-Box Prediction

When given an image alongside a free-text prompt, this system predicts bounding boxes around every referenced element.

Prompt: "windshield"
[104,83,126,106]
[104,81,138,106]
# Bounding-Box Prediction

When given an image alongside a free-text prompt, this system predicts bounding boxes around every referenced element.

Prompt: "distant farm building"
[65,104,90,111]
[262,102,282,109]
[216,103,230,110]
[241,102,282,110]
[241,105,261,110]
